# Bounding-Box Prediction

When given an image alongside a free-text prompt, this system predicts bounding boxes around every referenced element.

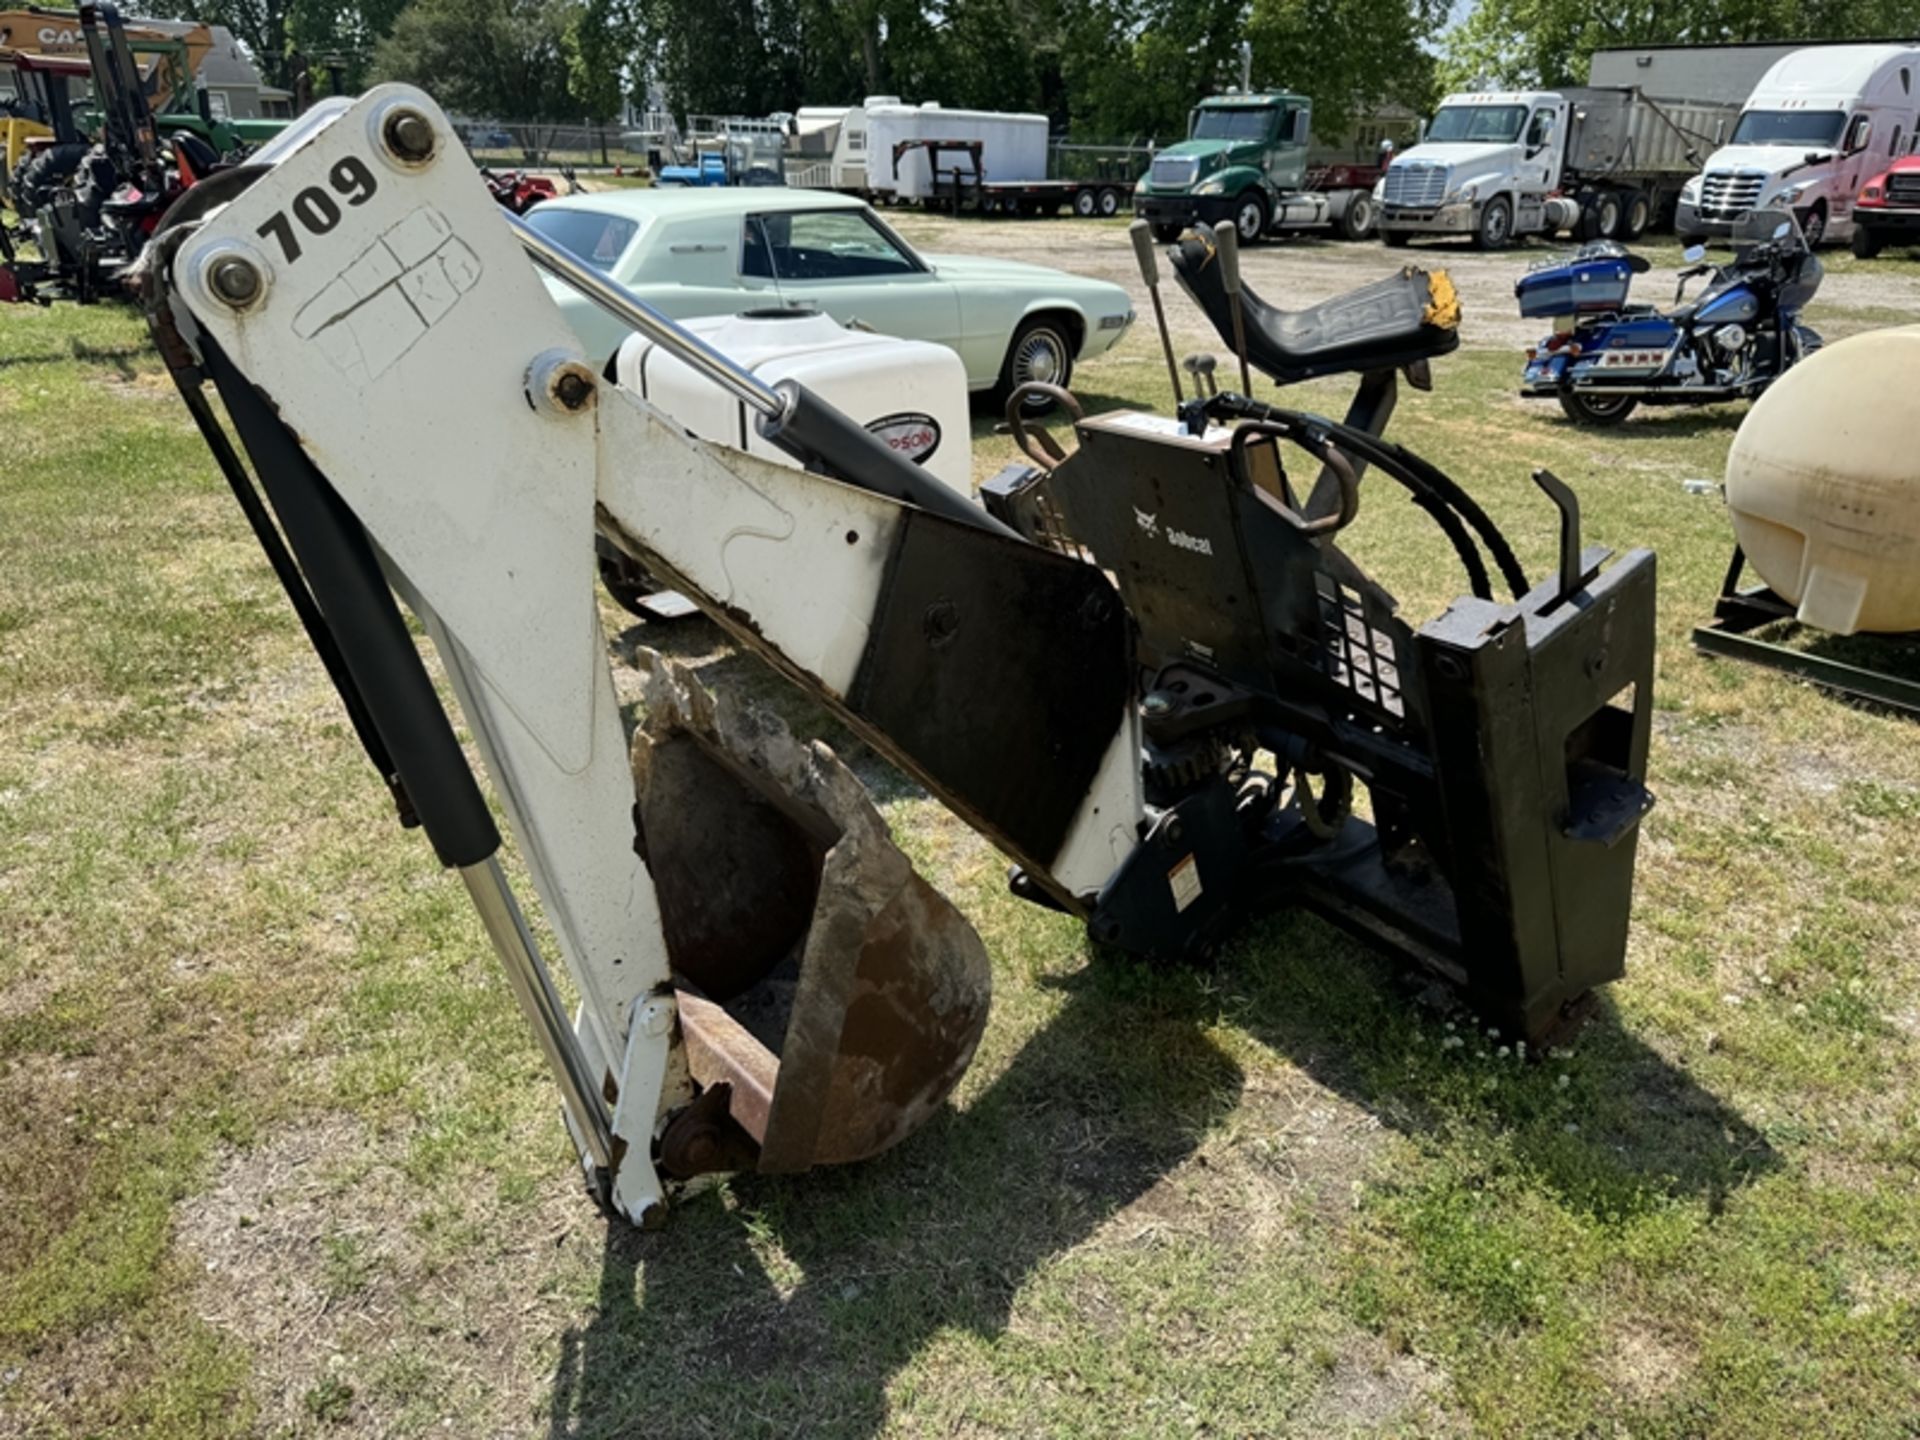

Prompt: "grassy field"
[2,227,1919,1439]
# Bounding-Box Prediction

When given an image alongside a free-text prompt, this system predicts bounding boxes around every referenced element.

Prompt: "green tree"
[1248,0,1442,137]
[1057,0,1439,144]
[143,0,298,88]
[564,0,631,119]
[1061,0,1245,141]
[284,0,412,92]
[1442,0,1918,90]
[372,0,577,120]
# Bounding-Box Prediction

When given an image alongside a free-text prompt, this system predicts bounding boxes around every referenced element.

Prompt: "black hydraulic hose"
[198,333,501,870]
[1212,393,1531,600]
[1333,437,1494,600]
[1322,423,1531,600]
[164,365,418,826]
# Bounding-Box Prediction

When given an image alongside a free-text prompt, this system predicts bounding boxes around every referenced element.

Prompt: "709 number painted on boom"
[254,156,379,265]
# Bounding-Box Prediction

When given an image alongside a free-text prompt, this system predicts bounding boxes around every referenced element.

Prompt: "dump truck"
[1378,87,1739,248]
[1132,90,1384,243]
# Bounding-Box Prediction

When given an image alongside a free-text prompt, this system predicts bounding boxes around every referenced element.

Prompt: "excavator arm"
[147,89,1144,1223]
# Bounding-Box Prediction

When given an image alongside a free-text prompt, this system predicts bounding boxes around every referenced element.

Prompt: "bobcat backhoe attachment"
[142,88,1657,1226]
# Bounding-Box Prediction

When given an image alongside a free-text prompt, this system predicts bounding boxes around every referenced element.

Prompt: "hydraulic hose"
[1211,393,1530,601]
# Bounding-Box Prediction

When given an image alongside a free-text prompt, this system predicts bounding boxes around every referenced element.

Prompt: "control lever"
[1182,352,1218,398]
[1211,220,1254,397]
[1129,219,1184,405]
[1531,467,1583,609]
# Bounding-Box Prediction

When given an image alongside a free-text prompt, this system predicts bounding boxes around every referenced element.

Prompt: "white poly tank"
[1724,325,1920,635]
[615,309,973,498]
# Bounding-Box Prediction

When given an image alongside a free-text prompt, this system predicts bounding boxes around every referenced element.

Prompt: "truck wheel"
[1073,188,1098,217]
[1852,225,1884,259]
[1097,187,1122,217]
[1621,190,1651,240]
[1798,202,1827,247]
[1473,196,1514,250]
[995,315,1076,412]
[1338,193,1377,241]
[1150,221,1184,244]
[1591,190,1622,240]
[1233,191,1269,244]
[1558,391,1638,426]
[1382,229,1411,248]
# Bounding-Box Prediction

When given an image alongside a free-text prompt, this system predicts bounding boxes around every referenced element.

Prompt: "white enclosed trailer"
[864,102,1050,201]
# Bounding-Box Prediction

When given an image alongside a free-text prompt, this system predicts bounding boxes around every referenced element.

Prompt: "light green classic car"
[524,188,1135,405]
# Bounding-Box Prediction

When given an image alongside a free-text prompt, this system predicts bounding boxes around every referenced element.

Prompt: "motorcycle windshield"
[1731,207,1806,264]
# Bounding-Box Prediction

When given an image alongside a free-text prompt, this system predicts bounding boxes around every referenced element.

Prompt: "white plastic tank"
[615,309,973,498]
[1724,324,1920,635]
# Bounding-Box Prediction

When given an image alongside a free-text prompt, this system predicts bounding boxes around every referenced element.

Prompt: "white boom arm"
[161,87,1143,1223]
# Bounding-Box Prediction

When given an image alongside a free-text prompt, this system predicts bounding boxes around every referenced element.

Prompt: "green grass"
[2,237,1919,1438]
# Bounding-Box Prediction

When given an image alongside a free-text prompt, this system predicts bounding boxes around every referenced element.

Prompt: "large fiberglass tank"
[1724,325,1920,635]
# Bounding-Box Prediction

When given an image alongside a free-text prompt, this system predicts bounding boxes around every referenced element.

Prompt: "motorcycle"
[1518,207,1823,426]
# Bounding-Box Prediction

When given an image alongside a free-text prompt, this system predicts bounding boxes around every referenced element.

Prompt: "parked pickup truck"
[1851,153,1920,255]
[1378,87,1736,249]
[1132,91,1380,244]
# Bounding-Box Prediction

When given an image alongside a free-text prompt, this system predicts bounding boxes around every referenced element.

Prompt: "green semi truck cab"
[1133,90,1380,244]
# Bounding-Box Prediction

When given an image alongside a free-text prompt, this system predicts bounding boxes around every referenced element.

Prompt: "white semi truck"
[1377,87,1738,249]
[1674,45,1920,247]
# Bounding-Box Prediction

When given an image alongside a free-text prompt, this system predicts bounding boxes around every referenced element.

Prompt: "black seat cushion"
[1170,232,1461,386]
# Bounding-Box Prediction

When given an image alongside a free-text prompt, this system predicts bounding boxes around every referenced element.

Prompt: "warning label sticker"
[1169,854,1202,913]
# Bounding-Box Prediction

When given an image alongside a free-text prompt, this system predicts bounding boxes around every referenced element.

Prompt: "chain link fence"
[453,120,645,171]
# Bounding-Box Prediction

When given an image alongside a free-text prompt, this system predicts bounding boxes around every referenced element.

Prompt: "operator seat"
[1170,229,1461,386]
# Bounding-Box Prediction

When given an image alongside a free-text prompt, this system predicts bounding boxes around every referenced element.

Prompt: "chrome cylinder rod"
[506,210,785,422]
[460,855,614,1171]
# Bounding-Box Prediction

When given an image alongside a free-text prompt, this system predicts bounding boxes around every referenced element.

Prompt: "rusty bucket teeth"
[631,651,991,1179]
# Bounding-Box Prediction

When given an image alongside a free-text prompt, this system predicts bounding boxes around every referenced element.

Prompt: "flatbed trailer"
[889,138,1136,217]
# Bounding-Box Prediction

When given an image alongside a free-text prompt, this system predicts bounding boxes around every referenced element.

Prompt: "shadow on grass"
[544,881,1774,1437]
[0,339,147,374]
[547,962,1245,1438]
[1211,913,1780,1223]
[1539,404,1750,440]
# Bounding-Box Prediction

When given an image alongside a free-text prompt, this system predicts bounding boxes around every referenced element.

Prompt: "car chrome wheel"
[1013,327,1068,388]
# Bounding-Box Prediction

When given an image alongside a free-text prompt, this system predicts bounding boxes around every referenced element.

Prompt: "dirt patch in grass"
[1603,1321,1697,1408]
[1291,1340,1460,1438]
[175,1115,588,1436]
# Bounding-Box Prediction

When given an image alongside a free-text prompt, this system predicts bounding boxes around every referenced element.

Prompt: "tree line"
[143,0,1915,142]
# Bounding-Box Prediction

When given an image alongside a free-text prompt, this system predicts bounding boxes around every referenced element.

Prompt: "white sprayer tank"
[615,309,973,498]
[1724,325,1920,635]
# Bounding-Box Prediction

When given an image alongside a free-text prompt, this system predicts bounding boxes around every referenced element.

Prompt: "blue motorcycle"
[1518,208,1823,426]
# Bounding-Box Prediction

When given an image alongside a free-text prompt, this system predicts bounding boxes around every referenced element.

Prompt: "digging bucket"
[630,653,991,1177]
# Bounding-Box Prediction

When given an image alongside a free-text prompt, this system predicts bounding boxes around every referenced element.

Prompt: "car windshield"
[1425,104,1527,144]
[745,207,922,280]
[1729,109,1845,148]
[523,206,640,273]
[1191,108,1272,142]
